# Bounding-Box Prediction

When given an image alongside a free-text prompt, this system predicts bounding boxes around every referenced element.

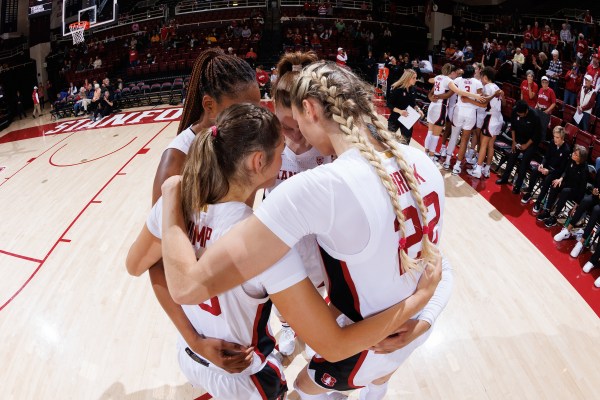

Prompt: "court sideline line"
[0,122,172,311]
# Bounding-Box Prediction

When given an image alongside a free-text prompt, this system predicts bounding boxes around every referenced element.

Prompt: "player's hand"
[400,110,409,117]
[415,253,442,297]
[369,319,431,354]
[194,337,254,374]
[593,188,599,196]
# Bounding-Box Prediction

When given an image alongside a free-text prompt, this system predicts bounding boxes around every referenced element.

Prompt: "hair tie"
[292,64,302,72]
[398,237,407,250]
[422,226,430,235]
[210,125,218,138]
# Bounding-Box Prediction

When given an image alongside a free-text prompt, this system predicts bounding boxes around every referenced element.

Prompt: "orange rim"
[69,21,90,30]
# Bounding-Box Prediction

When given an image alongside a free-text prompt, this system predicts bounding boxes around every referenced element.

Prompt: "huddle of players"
[126,48,452,400]
[423,62,503,179]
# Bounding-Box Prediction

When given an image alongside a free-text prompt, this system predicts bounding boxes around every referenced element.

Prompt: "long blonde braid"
[293,62,437,273]
[367,106,438,265]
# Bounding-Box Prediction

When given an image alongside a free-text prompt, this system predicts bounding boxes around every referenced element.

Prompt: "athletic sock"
[424,131,433,151]
[428,135,440,153]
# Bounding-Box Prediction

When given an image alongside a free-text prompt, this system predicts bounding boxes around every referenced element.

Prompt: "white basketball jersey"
[256,146,445,320]
[432,75,452,104]
[147,200,307,375]
[167,126,195,154]
[274,146,332,188]
[266,145,333,288]
[455,77,483,109]
[484,83,502,115]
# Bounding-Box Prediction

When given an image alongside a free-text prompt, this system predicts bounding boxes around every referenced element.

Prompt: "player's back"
[318,146,445,320]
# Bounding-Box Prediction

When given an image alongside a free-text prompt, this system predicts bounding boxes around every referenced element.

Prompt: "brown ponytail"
[177,48,257,134]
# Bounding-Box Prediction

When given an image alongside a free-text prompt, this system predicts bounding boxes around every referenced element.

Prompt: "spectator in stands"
[245,48,258,64]
[336,47,347,67]
[93,56,102,69]
[387,69,423,143]
[445,43,457,59]
[32,86,41,118]
[241,26,252,39]
[73,87,88,116]
[549,29,559,53]
[554,168,600,258]
[386,56,402,99]
[206,31,217,45]
[151,31,160,44]
[309,33,321,49]
[536,76,557,138]
[129,47,139,67]
[463,46,474,63]
[523,24,533,50]
[586,54,600,89]
[15,90,26,119]
[76,60,85,71]
[563,63,583,106]
[89,83,102,115]
[532,21,542,51]
[532,52,549,81]
[576,74,596,132]
[335,19,345,33]
[255,65,270,98]
[541,25,551,54]
[547,49,563,93]
[536,145,589,228]
[521,70,538,109]
[511,47,525,77]
[227,47,236,57]
[93,89,113,122]
[68,82,78,97]
[522,126,570,207]
[496,100,541,194]
[560,23,573,59]
[451,48,465,63]
[575,33,588,62]
[364,51,378,84]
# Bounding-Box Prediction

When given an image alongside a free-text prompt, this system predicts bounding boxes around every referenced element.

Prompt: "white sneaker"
[452,163,462,175]
[278,326,296,356]
[440,145,447,158]
[466,155,478,165]
[583,261,595,273]
[482,165,490,178]
[553,228,571,242]
[570,241,584,258]
[468,165,482,178]
[594,276,600,288]
[442,159,451,170]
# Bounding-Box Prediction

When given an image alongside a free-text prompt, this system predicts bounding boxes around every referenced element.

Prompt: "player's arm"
[270,257,441,362]
[161,176,291,304]
[126,225,162,276]
[152,148,187,205]
[448,81,483,102]
[433,89,454,101]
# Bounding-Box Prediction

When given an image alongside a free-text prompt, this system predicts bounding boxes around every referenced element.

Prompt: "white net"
[69,24,87,45]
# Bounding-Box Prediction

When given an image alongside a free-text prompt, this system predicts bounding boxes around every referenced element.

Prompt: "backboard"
[62,0,118,37]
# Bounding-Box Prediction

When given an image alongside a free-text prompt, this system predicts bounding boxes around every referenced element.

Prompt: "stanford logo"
[316,156,324,165]
[321,373,337,387]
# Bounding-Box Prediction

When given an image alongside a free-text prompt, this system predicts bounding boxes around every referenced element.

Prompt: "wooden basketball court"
[1,105,599,399]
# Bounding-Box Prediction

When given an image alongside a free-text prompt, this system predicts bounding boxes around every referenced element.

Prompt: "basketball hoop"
[69,21,90,45]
